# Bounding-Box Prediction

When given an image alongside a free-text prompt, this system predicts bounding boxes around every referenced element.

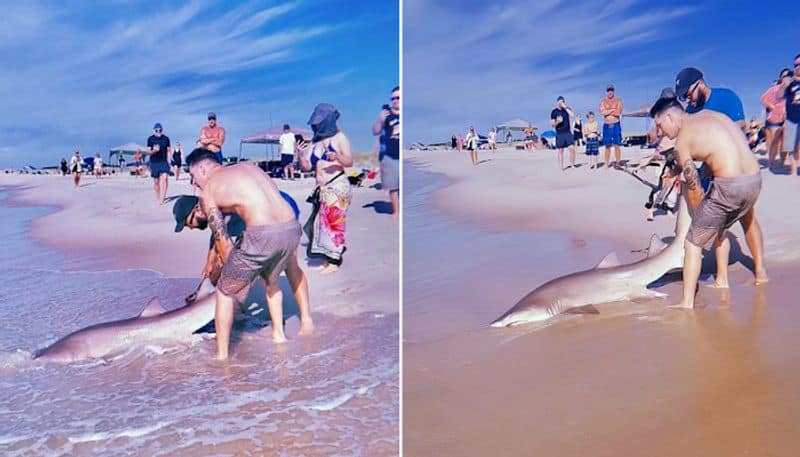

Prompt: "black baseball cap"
[606,84,615,91]
[675,67,704,100]
[173,195,199,232]
[207,112,217,120]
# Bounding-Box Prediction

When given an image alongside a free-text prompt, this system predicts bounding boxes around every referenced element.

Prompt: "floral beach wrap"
[304,171,352,265]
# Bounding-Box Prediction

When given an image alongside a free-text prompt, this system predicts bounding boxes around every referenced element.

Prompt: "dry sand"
[404,146,800,456]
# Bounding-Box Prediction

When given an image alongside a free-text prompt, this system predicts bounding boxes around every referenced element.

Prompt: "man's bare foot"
[669,300,694,309]
[321,264,340,275]
[215,352,229,360]
[298,319,315,336]
[708,279,729,289]
[271,332,288,344]
[755,272,770,285]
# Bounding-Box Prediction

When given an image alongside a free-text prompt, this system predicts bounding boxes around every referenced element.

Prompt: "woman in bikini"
[298,103,354,274]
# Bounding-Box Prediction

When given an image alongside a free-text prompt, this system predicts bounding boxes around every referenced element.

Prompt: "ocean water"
[0,188,399,456]
[402,158,624,343]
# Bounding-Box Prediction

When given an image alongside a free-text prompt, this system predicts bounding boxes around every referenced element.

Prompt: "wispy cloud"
[404,0,699,142]
[0,0,398,167]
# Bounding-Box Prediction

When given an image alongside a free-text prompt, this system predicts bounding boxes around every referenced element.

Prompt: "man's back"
[205,163,295,227]
[680,110,759,177]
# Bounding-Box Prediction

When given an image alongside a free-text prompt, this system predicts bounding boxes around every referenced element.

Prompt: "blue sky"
[0,0,398,168]
[405,0,800,144]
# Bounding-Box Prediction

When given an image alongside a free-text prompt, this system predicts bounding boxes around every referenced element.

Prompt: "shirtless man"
[196,112,226,164]
[186,148,308,359]
[650,93,768,309]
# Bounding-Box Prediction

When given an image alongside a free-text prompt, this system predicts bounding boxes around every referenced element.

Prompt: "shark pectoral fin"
[646,234,668,257]
[139,297,168,318]
[564,305,599,315]
[596,252,621,269]
[198,278,215,296]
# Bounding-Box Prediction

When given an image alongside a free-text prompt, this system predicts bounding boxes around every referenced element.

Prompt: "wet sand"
[0,166,398,456]
[403,147,800,456]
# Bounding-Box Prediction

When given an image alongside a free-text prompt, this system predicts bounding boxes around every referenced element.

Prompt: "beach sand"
[403,146,800,456]
[0,166,398,456]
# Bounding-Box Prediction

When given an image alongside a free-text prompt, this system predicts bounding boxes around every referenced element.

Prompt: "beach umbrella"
[540,130,556,138]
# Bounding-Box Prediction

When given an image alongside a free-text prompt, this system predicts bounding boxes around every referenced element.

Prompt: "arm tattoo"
[682,163,700,192]
[207,206,228,241]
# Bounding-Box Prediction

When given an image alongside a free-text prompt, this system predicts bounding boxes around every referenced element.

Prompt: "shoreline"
[0,170,399,318]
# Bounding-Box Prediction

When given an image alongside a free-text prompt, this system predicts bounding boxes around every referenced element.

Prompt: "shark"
[490,196,691,328]
[33,279,217,363]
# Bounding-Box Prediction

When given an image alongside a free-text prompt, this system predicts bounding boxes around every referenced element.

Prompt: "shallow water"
[403,160,800,456]
[0,188,399,456]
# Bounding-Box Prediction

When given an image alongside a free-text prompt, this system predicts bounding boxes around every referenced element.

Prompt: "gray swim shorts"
[687,172,761,250]
[218,219,301,301]
[380,155,399,192]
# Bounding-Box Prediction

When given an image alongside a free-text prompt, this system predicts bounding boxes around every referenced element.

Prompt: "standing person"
[172,192,312,334]
[488,127,497,152]
[279,125,297,180]
[599,84,624,169]
[69,151,82,188]
[550,96,576,170]
[117,152,126,175]
[171,142,184,181]
[760,69,792,169]
[505,129,513,144]
[298,103,354,274]
[523,124,534,151]
[450,134,457,150]
[372,85,400,216]
[133,149,143,176]
[94,153,103,179]
[675,67,746,128]
[573,114,584,147]
[785,55,800,176]
[147,122,172,205]
[465,126,479,166]
[196,112,226,164]
[184,149,305,359]
[60,158,68,176]
[650,92,768,309]
[583,111,600,169]
[456,134,464,152]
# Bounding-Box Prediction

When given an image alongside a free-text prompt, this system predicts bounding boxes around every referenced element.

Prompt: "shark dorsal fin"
[646,234,667,257]
[596,252,621,269]
[139,297,167,318]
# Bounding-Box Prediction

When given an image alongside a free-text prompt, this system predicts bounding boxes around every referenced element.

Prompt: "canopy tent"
[495,118,535,142]
[623,103,652,118]
[495,118,534,130]
[239,126,313,162]
[108,142,149,159]
[623,103,653,136]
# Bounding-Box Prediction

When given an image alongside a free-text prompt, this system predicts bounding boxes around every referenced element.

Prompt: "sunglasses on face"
[391,96,399,100]
[679,82,700,102]
[155,129,162,132]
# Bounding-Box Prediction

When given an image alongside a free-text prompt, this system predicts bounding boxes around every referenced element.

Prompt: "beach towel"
[304,171,351,265]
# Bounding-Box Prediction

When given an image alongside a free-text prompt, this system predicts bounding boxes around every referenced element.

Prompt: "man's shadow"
[362,201,393,214]
[194,276,300,338]
[649,231,755,288]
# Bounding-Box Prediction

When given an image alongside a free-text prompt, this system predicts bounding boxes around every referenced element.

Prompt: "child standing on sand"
[583,112,600,169]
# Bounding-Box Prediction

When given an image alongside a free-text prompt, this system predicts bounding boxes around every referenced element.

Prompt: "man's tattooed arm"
[200,196,233,261]
[682,162,700,193]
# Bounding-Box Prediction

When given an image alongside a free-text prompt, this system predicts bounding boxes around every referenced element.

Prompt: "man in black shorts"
[550,96,576,170]
[147,122,172,205]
